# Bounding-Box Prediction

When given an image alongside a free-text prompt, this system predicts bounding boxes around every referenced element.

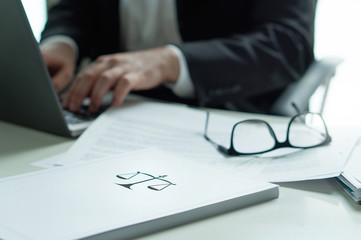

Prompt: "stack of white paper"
[337,137,361,204]
[0,149,278,240]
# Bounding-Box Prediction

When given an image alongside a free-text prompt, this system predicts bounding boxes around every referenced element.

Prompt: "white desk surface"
[10,0,360,238]
[0,119,360,240]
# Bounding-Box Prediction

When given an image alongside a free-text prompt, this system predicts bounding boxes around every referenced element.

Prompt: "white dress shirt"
[42,0,195,98]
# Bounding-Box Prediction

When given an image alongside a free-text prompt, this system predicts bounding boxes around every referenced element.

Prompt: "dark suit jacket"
[41,0,316,113]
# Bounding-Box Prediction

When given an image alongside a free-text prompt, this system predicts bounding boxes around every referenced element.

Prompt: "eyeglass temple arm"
[291,102,301,114]
[204,111,210,138]
[204,112,231,154]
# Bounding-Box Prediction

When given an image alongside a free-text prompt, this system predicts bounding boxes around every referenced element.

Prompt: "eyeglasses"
[204,112,332,156]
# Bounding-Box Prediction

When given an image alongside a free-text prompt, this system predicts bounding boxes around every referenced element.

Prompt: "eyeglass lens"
[288,113,328,147]
[231,113,328,154]
[232,120,276,154]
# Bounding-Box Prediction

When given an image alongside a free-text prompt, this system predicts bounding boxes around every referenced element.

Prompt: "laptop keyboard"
[62,106,104,124]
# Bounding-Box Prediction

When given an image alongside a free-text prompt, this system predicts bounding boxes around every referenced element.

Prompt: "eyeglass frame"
[203,111,332,156]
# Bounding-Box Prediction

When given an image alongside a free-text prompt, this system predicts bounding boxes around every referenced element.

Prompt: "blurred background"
[21,0,361,127]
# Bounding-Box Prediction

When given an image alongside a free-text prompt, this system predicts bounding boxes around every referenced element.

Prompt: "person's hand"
[62,47,179,113]
[40,42,76,93]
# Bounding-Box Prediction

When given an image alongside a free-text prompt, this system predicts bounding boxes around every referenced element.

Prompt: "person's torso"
[91,0,251,54]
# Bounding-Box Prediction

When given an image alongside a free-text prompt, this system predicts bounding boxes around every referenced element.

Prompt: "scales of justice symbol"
[115,171,176,191]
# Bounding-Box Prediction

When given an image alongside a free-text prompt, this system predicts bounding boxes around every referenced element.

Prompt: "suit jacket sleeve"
[176,0,316,113]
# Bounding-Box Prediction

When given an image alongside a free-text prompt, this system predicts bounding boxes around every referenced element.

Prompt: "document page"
[60,100,223,164]
[35,99,356,182]
[341,136,361,188]
[217,131,355,183]
[205,115,357,182]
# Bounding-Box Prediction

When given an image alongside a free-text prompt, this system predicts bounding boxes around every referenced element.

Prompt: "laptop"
[0,0,100,137]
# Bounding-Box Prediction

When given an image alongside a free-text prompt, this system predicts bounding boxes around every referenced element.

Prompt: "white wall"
[21,0,47,41]
[314,0,361,126]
